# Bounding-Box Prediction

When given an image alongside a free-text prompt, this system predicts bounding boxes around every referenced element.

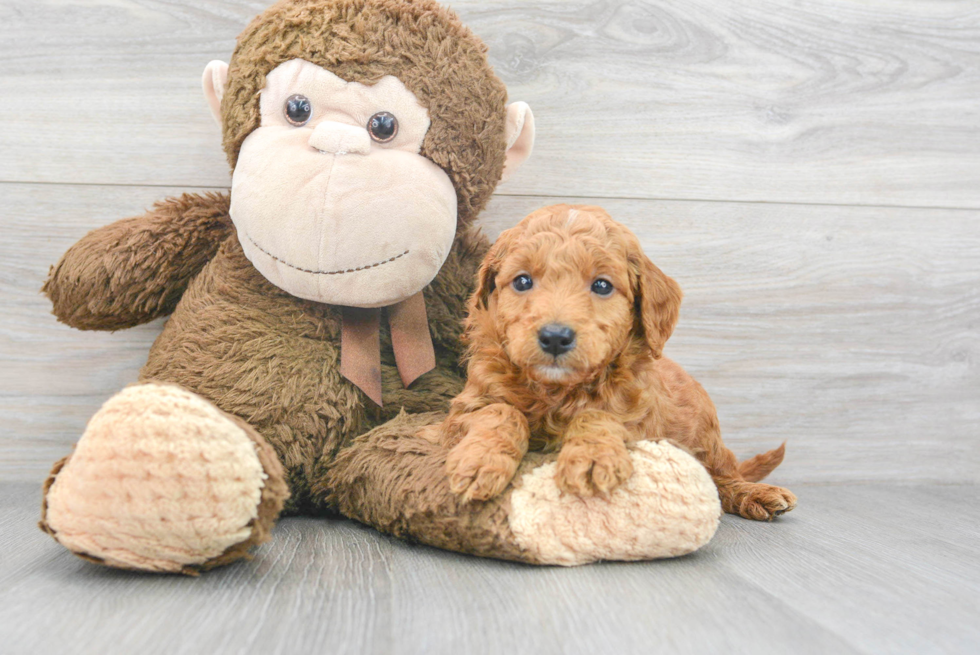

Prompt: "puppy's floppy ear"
[473,224,523,309]
[628,240,682,359]
[474,251,500,310]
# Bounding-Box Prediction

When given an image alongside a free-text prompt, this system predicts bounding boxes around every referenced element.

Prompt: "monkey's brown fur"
[438,205,797,520]
[44,191,486,515]
[40,0,516,567]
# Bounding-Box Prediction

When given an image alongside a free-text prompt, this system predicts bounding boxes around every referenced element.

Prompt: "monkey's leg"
[40,383,289,574]
[320,412,722,566]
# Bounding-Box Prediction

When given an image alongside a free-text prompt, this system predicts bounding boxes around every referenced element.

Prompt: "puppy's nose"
[538,324,576,357]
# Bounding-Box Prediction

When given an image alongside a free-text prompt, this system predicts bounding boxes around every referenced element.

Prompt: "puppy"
[439,204,797,521]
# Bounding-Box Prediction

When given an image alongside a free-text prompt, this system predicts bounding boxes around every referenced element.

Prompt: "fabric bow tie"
[338,291,436,406]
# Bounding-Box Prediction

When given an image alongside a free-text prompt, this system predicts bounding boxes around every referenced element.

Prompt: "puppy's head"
[468,204,682,385]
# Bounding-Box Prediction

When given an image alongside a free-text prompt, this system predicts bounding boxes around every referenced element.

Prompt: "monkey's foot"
[40,383,289,574]
[509,441,721,565]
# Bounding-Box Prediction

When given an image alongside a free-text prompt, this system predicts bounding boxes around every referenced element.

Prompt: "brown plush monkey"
[39,0,721,573]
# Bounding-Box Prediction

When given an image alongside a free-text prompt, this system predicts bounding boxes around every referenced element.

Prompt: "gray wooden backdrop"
[1,0,978,486]
[3,3,980,654]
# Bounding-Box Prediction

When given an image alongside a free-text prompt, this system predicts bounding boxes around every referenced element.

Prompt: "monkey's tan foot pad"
[509,440,722,565]
[40,383,288,574]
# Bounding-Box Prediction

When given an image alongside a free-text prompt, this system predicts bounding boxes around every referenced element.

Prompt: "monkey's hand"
[43,192,233,331]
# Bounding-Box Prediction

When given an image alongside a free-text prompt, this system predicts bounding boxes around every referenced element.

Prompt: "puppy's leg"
[444,404,530,503]
[714,477,797,521]
[556,410,634,497]
[693,412,796,521]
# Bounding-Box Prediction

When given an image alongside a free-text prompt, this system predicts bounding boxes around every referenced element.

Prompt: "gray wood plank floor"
[2,482,978,655]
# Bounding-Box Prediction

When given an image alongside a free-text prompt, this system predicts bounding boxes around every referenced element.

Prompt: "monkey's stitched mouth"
[244,232,409,276]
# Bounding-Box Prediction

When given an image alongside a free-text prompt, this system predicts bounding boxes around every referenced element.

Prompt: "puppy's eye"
[591,279,614,296]
[284,94,312,126]
[512,274,533,292]
[368,112,398,143]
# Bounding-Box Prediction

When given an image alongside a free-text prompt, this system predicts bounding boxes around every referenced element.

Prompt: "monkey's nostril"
[538,324,576,356]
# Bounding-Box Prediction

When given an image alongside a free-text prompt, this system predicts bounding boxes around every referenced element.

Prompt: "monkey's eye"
[512,274,533,292]
[367,112,398,143]
[591,279,614,296]
[284,94,312,126]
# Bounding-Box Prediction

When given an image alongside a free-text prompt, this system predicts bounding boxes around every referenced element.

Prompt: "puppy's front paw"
[555,439,634,497]
[446,436,520,503]
[738,484,797,521]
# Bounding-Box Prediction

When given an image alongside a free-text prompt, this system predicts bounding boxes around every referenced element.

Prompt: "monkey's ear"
[500,102,535,183]
[202,60,230,126]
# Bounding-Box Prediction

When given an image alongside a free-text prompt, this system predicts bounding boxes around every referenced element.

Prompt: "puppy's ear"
[628,242,682,359]
[473,225,522,309]
[474,252,499,310]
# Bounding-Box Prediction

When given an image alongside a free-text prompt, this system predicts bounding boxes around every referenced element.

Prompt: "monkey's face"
[229,59,458,308]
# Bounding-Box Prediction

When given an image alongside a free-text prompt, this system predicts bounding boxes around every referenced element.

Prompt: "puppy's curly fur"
[440,204,797,520]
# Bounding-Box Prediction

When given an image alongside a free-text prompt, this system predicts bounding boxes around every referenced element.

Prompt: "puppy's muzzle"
[538,324,576,357]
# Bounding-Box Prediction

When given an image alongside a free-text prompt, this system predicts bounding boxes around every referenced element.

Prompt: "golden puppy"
[439,204,797,521]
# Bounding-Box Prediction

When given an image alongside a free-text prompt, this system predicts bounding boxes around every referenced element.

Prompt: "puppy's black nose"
[538,324,576,356]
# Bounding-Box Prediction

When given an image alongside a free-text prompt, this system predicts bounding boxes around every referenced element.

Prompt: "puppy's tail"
[738,442,787,482]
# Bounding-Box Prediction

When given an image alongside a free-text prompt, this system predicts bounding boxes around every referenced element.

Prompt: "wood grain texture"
[2,2,977,651]
[2,183,977,484]
[2,482,978,654]
[0,0,978,207]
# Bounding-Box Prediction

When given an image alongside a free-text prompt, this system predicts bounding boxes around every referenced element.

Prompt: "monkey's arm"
[43,192,234,331]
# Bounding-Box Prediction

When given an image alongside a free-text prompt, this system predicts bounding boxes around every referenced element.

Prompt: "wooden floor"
[3,482,979,655]
[1,1,978,653]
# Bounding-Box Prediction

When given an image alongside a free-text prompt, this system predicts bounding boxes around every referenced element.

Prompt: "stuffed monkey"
[39,0,721,573]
